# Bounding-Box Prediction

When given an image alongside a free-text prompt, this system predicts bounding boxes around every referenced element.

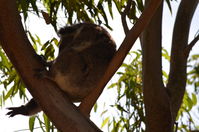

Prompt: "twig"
[174,122,178,132]
[121,0,132,35]
[184,33,199,58]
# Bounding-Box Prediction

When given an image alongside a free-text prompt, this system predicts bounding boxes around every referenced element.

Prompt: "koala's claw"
[6,106,27,117]
[34,68,48,79]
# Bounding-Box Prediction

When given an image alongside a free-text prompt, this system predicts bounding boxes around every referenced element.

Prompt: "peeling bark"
[0,0,101,131]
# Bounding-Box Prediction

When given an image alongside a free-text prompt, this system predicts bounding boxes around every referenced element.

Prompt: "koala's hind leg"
[7,98,41,117]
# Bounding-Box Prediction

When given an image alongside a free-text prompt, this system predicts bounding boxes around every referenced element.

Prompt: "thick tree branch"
[184,33,199,58]
[0,0,101,131]
[121,0,132,35]
[141,1,172,132]
[79,0,163,115]
[167,0,198,121]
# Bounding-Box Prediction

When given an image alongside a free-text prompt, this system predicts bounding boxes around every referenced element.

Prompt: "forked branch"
[184,33,199,58]
[121,0,132,35]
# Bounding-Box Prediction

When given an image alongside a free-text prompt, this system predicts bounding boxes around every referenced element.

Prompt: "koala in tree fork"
[7,23,116,117]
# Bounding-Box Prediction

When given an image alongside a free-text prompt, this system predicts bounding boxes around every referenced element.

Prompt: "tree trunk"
[167,0,198,123]
[142,1,172,132]
[142,0,198,131]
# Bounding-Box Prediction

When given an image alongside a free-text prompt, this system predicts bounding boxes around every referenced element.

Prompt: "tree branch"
[167,0,198,121]
[121,0,132,35]
[184,33,199,58]
[142,1,173,131]
[79,0,163,116]
[0,0,101,131]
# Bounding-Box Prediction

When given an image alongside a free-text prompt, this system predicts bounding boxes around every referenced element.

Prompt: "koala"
[7,23,116,117]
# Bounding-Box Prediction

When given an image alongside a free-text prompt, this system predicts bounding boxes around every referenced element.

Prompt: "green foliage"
[175,54,199,131]
[27,31,59,61]
[113,0,144,24]
[0,30,58,104]
[29,116,36,132]
[16,0,117,30]
[16,0,146,31]
[99,51,199,132]
[162,47,170,83]
[162,48,170,61]
[0,29,58,132]
[28,114,58,132]
[0,47,27,105]
[176,91,198,131]
[187,54,199,93]
[103,50,145,132]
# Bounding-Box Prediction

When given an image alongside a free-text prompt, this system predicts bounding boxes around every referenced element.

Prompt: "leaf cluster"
[114,0,144,23]
[187,54,199,93]
[16,0,115,30]
[100,50,145,132]
[29,113,58,132]
[99,50,199,132]
[0,47,27,106]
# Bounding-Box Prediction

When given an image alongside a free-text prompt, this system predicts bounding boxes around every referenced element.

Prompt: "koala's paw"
[34,68,48,78]
[6,106,27,117]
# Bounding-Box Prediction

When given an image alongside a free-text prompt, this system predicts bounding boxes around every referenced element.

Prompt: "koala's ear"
[58,24,83,36]
[58,27,74,35]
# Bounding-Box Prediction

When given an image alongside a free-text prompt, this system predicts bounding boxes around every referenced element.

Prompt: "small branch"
[121,0,132,35]
[184,33,199,58]
[174,122,178,132]
[41,10,51,25]
[79,0,163,116]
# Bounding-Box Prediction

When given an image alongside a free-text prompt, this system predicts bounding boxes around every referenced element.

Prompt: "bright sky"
[0,1,198,132]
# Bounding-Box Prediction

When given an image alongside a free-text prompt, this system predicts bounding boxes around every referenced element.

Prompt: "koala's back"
[58,23,116,55]
[51,23,116,101]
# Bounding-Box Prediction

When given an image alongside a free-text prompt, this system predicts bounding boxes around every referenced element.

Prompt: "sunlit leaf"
[162,48,170,61]
[100,109,108,117]
[192,93,197,105]
[43,113,50,132]
[101,117,109,128]
[94,103,98,112]
[29,116,36,132]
